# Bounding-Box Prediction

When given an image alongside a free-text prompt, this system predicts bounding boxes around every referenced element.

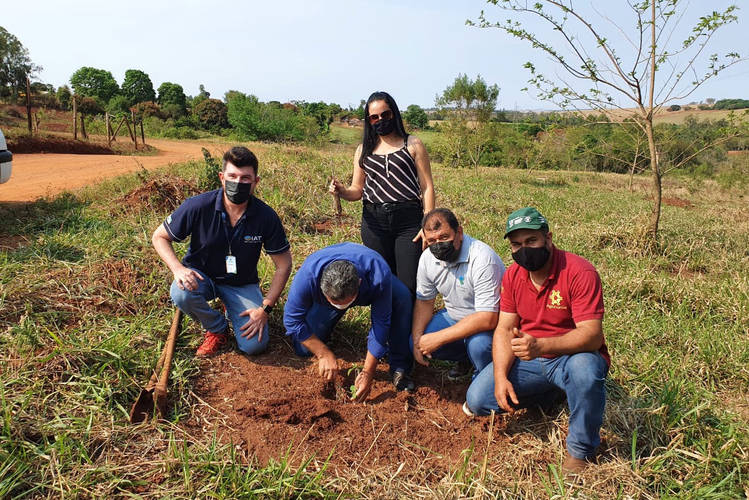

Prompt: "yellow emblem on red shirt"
[548,289,565,309]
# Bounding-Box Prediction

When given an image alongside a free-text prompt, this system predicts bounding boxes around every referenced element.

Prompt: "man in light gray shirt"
[412,208,506,383]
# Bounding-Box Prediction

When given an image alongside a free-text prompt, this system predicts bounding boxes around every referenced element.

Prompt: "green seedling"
[347,363,362,399]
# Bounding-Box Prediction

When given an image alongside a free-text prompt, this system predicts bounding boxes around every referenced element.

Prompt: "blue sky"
[4,0,747,110]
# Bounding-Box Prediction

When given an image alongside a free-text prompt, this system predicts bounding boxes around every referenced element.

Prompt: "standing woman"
[329,91,435,294]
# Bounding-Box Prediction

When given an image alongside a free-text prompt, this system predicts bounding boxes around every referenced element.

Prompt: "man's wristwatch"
[262,303,274,314]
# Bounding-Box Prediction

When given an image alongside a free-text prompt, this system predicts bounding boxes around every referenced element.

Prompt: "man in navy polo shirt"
[283,243,415,399]
[152,146,292,357]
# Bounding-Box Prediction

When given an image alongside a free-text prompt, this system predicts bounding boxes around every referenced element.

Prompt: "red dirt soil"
[186,336,552,475]
[0,138,226,202]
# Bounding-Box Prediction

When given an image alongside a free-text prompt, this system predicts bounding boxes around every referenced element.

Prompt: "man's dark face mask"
[224,180,252,204]
[429,240,460,262]
[511,243,550,271]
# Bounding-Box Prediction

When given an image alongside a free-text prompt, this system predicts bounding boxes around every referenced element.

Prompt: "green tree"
[403,104,429,129]
[0,26,41,101]
[434,74,500,167]
[106,94,131,116]
[227,92,318,142]
[157,82,187,117]
[76,96,104,115]
[121,69,155,106]
[194,98,228,131]
[70,66,119,103]
[471,0,745,243]
[191,83,211,109]
[56,85,72,110]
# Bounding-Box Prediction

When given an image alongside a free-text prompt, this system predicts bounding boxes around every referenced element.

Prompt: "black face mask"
[429,240,460,262]
[512,245,551,271]
[224,180,252,205]
[373,118,395,136]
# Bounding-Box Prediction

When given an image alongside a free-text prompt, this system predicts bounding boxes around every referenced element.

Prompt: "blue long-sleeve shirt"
[283,243,393,358]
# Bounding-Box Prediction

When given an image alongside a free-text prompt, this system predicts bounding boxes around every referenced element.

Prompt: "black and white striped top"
[361,144,421,203]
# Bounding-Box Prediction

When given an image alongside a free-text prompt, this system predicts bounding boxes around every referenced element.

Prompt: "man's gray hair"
[320,260,360,301]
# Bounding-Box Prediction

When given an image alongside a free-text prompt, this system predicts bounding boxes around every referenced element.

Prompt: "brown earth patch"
[186,338,558,475]
[118,174,201,214]
[662,196,693,208]
[7,134,157,156]
[0,234,30,250]
[8,135,116,155]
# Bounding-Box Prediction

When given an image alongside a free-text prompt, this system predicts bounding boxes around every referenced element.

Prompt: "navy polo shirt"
[163,189,289,286]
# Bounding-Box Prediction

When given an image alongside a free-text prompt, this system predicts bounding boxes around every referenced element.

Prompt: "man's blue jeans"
[291,276,414,373]
[415,309,493,375]
[170,269,268,355]
[466,352,608,459]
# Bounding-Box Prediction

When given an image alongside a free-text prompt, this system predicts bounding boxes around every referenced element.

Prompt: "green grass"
[0,139,747,497]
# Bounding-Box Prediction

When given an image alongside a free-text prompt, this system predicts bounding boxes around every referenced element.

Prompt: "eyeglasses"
[368,109,393,124]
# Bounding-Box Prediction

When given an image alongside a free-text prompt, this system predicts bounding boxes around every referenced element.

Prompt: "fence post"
[131,110,138,150]
[26,76,33,135]
[72,96,78,140]
[105,112,111,147]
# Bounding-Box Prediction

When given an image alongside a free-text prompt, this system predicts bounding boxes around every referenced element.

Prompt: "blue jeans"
[415,309,493,375]
[170,269,268,355]
[292,276,414,373]
[466,352,608,459]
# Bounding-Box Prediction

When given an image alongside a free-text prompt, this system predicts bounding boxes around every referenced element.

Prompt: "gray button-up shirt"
[416,234,505,321]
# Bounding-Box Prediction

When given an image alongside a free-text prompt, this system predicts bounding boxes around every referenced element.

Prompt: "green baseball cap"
[504,207,549,238]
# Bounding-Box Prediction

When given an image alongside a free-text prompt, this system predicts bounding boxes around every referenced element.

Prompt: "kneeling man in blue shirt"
[152,146,292,357]
[283,243,415,400]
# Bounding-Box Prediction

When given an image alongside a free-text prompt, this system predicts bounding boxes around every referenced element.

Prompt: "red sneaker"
[196,331,228,357]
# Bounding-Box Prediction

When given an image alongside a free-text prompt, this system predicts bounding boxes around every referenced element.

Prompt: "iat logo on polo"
[243,235,262,243]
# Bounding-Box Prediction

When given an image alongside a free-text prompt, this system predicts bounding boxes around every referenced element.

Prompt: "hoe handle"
[153,309,182,406]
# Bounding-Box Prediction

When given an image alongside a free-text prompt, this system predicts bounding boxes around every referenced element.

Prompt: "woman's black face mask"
[373,118,395,136]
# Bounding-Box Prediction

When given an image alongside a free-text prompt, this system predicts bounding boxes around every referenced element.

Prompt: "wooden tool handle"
[154,309,182,394]
[332,193,342,216]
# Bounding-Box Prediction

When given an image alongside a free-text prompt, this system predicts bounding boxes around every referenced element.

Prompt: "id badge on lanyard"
[226,255,237,274]
[223,212,239,274]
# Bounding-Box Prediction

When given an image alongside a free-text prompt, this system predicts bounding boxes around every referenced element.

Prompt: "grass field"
[0,139,747,498]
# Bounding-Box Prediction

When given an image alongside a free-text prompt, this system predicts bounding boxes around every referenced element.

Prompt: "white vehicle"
[0,129,11,184]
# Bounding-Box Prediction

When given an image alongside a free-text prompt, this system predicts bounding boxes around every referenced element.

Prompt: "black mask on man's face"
[511,244,551,271]
[429,240,460,262]
[373,118,395,136]
[224,180,252,205]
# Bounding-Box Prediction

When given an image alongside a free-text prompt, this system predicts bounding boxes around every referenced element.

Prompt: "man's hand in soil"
[174,266,204,291]
[238,307,267,341]
[495,377,519,413]
[412,334,430,366]
[352,370,374,401]
[510,327,541,361]
[317,351,339,381]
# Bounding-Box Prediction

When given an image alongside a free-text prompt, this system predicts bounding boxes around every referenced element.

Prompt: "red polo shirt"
[500,246,609,365]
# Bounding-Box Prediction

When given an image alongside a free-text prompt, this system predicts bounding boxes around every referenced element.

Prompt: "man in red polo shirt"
[465,207,609,475]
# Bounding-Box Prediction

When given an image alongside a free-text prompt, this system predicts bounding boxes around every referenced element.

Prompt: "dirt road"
[0,138,231,202]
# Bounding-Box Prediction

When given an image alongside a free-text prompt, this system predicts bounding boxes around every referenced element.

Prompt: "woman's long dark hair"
[359,91,409,168]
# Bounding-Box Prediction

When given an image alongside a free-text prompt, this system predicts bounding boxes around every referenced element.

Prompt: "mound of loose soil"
[118,175,201,214]
[186,336,553,475]
[7,134,156,155]
[7,135,115,155]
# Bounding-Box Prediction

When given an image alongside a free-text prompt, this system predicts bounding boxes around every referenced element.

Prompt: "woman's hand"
[328,177,345,196]
[412,228,428,250]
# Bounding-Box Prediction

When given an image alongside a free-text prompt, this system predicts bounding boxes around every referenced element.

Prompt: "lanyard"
[221,212,242,256]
